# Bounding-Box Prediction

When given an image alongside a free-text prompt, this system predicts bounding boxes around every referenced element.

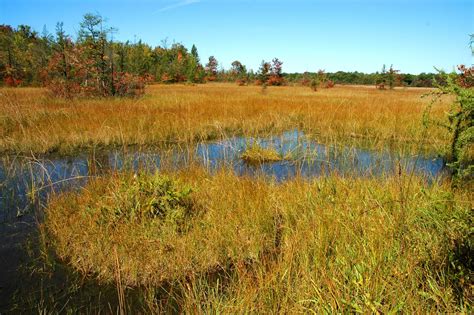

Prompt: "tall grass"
[0,84,450,155]
[43,166,472,313]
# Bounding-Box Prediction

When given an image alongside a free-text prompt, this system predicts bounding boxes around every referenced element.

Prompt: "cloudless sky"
[1,0,473,73]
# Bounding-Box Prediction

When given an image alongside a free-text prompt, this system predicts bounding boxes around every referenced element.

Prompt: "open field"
[0,84,451,156]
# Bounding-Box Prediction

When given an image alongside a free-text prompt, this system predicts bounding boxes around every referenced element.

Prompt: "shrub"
[427,66,473,183]
[309,70,334,91]
[113,72,147,97]
[267,75,285,86]
[44,48,148,98]
[3,76,22,87]
[236,78,247,86]
[325,79,335,88]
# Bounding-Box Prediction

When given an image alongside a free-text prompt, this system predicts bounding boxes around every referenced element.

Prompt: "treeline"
[285,70,441,88]
[0,13,442,96]
[0,14,211,96]
[0,13,286,94]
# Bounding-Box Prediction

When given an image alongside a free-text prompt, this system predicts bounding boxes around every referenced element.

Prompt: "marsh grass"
[0,84,450,156]
[1,84,470,313]
[43,165,473,313]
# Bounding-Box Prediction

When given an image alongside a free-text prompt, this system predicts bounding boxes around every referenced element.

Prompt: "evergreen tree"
[191,44,199,63]
[257,60,271,84]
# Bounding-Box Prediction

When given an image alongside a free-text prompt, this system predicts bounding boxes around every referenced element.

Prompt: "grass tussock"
[0,84,451,155]
[241,143,283,163]
[45,168,473,312]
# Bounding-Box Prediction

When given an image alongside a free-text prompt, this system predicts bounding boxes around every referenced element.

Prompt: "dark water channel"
[0,130,446,310]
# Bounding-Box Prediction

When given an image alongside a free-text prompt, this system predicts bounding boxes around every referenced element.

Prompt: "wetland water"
[0,130,446,309]
[0,130,445,219]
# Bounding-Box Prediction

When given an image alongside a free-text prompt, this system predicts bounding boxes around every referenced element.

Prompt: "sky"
[1,0,473,73]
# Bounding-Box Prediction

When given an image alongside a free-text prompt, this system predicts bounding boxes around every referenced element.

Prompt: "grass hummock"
[241,143,283,164]
[45,170,277,286]
[44,167,473,312]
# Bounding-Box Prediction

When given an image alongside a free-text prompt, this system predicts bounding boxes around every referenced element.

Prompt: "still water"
[1,130,445,220]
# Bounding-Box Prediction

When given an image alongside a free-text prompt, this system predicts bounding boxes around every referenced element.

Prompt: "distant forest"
[1,14,441,95]
[285,71,441,87]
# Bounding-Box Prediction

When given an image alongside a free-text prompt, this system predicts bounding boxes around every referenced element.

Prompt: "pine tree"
[191,44,199,63]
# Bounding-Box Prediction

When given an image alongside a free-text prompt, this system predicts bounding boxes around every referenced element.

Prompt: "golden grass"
[44,167,473,312]
[0,84,450,155]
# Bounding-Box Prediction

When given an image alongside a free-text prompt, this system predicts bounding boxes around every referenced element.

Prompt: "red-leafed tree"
[231,60,247,85]
[205,56,218,81]
[268,58,284,86]
[44,14,146,98]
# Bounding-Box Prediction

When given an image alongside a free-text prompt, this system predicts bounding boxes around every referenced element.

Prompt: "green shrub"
[425,67,473,185]
[106,173,194,224]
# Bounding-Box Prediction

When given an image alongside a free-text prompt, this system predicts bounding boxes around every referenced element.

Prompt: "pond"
[1,130,445,221]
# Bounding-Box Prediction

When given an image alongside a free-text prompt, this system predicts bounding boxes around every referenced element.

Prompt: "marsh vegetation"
[0,81,472,312]
[0,84,453,155]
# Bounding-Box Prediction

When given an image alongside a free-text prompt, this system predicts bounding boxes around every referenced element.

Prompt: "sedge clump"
[241,143,283,164]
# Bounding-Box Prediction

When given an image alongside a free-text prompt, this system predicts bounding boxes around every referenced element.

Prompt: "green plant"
[101,173,195,229]
[310,75,319,91]
[426,67,473,184]
[309,70,332,91]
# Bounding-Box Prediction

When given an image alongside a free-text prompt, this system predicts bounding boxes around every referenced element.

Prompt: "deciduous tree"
[205,56,218,81]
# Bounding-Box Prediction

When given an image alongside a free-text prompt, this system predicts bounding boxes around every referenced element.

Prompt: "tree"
[44,15,146,97]
[78,13,116,96]
[127,40,153,76]
[0,24,51,86]
[426,67,473,185]
[257,60,271,85]
[425,39,473,184]
[0,25,20,86]
[375,64,401,90]
[469,34,474,56]
[45,22,76,96]
[191,44,199,63]
[271,58,283,76]
[186,55,204,83]
[186,44,205,83]
[376,64,387,89]
[231,60,244,74]
[268,58,284,86]
[205,56,218,81]
[231,60,247,85]
[114,41,129,73]
[387,64,401,89]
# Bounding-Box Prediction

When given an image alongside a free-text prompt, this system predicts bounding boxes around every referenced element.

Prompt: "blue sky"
[1,0,473,73]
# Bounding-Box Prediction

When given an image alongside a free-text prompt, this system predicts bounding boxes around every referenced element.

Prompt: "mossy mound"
[241,144,283,164]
